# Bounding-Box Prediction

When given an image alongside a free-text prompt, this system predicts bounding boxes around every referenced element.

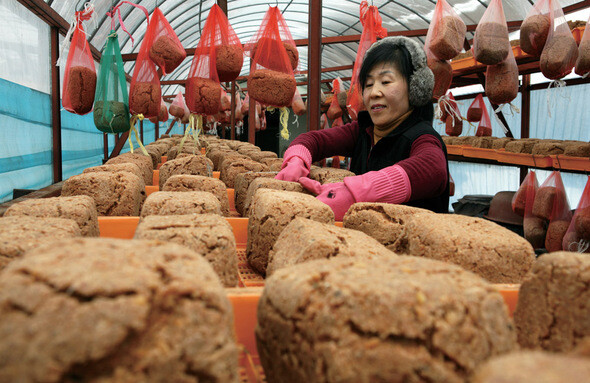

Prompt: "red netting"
[347,1,388,120]
[62,11,96,115]
[146,7,186,75]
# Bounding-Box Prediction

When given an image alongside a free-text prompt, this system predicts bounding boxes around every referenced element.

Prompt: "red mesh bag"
[532,171,571,251]
[473,0,510,65]
[202,4,244,82]
[520,171,546,248]
[241,93,250,115]
[520,0,552,56]
[485,48,519,105]
[467,94,484,122]
[327,78,343,120]
[245,6,298,72]
[427,54,453,100]
[186,8,221,116]
[332,117,344,128]
[320,113,328,130]
[291,88,306,116]
[540,0,578,80]
[169,92,187,119]
[220,89,231,111]
[129,43,161,118]
[245,7,297,107]
[575,13,590,76]
[438,93,459,122]
[146,7,186,75]
[475,100,492,136]
[234,92,244,121]
[149,97,168,123]
[563,176,590,252]
[445,115,462,136]
[62,9,96,115]
[425,0,466,61]
[513,170,538,216]
[347,1,388,120]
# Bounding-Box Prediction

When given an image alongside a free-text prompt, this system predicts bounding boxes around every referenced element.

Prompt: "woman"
[276,36,449,220]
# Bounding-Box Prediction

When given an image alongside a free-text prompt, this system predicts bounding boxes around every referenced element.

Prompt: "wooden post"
[307,0,322,131]
[165,119,177,135]
[140,119,144,143]
[230,82,236,140]
[519,74,531,183]
[248,62,256,144]
[50,26,62,183]
[155,120,159,141]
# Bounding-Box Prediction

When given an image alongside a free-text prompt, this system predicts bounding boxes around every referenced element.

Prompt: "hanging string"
[545,79,567,118]
[129,114,149,156]
[107,1,149,47]
[57,2,95,67]
[279,107,290,140]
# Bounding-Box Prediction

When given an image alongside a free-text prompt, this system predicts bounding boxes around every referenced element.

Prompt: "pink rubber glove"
[275,145,312,182]
[299,177,355,221]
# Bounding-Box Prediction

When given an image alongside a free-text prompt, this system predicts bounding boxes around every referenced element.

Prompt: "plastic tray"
[152,170,159,186]
[452,45,527,71]
[461,147,498,161]
[213,171,220,179]
[446,145,462,156]
[552,155,590,171]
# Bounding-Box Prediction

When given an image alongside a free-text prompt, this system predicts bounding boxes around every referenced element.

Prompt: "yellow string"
[279,107,290,140]
[178,115,193,154]
[193,114,202,152]
[129,114,149,156]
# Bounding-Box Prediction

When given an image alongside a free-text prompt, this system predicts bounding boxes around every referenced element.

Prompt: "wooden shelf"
[447,146,590,175]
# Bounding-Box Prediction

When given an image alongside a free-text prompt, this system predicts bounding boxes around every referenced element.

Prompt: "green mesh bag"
[93,30,130,133]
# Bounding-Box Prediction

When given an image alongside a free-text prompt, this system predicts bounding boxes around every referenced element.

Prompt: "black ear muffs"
[365,37,435,107]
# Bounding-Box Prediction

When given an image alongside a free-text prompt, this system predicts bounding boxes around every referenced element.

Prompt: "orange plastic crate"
[213,171,220,179]
[152,170,159,186]
[146,185,158,196]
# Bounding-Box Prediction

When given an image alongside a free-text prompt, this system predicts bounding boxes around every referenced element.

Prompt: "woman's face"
[362,62,410,130]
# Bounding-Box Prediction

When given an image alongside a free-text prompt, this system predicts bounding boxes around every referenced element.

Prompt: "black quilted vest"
[349,110,450,213]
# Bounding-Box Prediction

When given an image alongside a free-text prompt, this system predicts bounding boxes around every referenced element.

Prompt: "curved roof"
[46,0,584,97]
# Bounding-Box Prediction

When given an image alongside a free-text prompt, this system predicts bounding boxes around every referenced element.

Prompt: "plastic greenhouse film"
[347,1,388,120]
[146,8,186,75]
[473,0,510,65]
[62,8,96,115]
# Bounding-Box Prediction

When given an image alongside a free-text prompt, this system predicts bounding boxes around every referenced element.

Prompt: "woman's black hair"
[358,43,413,91]
[358,43,434,122]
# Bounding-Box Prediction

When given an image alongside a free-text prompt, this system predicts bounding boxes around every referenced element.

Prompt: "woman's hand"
[299,177,355,221]
[275,157,309,181]
[275,145,312,182]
